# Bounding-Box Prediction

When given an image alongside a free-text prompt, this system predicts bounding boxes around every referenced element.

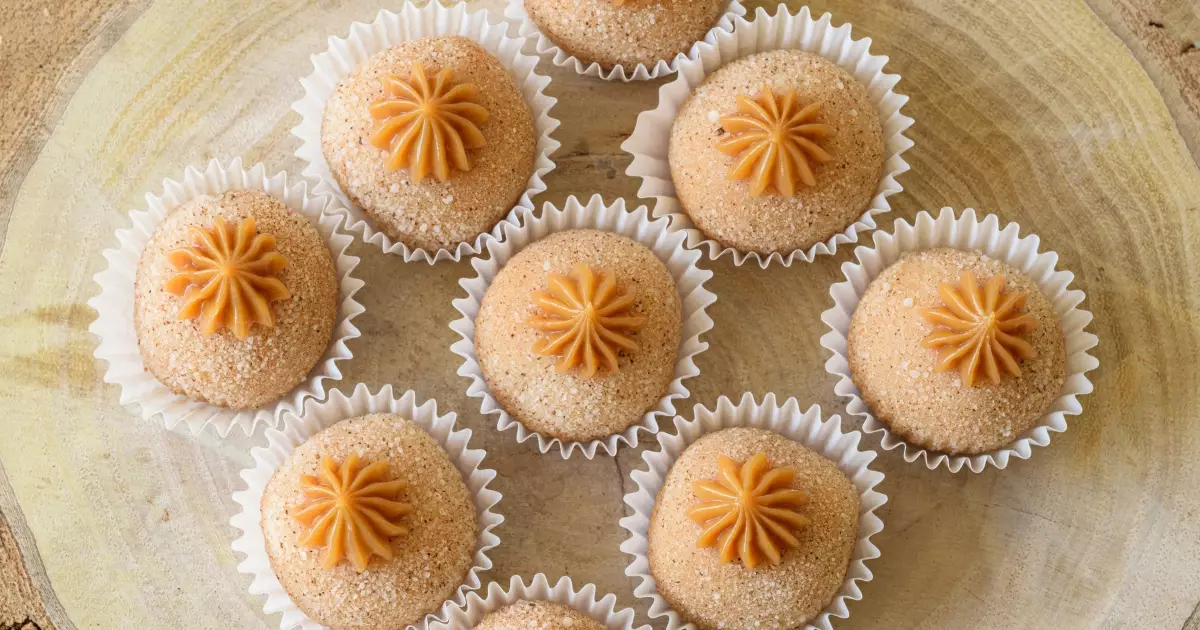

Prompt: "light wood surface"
[2,1,1200,628]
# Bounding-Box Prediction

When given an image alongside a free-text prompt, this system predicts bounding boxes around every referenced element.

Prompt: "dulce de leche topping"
[164,216,290,339]
[687,452,811,569]
[715,85,834,197]
[609,0,629,6]
[291,454,413,572]
[921,270,1038,387]
[528,263,648,379]
[369,63,489,183]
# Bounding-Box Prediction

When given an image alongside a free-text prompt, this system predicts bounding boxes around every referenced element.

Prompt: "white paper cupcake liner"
[820,207,1100,473]
[502,0,746,81]
[292,0,561,264]
[449,194,716,459]
[87,158,364,437]
[431,574,649,630]
[622,4,915,268]
[620,392,886,630]
[230,383,504,630]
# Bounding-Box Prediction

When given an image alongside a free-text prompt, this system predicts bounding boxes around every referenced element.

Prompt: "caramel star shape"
[921,270,1038,387]
[164,216,290,339]
[369,63,489,183]
[291,454,413,572]
[528,263,648,379]
[687,452,811,569]
[715,85,834,196]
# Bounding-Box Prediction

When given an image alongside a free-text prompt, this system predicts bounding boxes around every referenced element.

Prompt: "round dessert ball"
[669,49,885,255]
[474,229,682,443]
[322,35,536,252]
[648,428,859,630]
[473,600,604,630]
[524,0,725,70]
[847,248,1067,454]
[133,190,338,409]
[261,414,478,630]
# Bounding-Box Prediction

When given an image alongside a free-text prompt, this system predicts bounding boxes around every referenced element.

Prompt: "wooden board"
[2,0,1200,628]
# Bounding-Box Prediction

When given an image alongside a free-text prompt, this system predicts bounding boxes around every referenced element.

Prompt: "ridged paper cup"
[292,0,561,264]
[622,4,915,268]
[502,0,746,81]
[431,574,650,630]
[820,207,1100,473]
[87,158,364,437]
[230,384,503,630]
[620,393,886,630]
[449,194,716,459]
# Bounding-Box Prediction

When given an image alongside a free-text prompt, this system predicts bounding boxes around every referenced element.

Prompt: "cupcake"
[668,49,885,256]
[473,228,682,444]
[321,35,537,253]
[260,413,478,629]
[647,427,860,629]
[847,248,1067,455]
[133,189,338,409]
[473,600,604,630]
[520,0,727,71]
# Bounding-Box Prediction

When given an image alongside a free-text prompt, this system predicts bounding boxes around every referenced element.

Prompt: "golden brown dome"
[164,216,290,339]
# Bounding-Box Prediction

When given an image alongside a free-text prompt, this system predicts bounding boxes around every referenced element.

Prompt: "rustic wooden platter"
[2,0,1199,628]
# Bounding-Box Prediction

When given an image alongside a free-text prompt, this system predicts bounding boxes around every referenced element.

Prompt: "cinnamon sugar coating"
[262,414,477,630]
[524,0,724,69]
[649,428,858,630]
[475,230,681,442]
[322,36,535,252]
[134,190,337,409]
[847,249,1067,454]
[669,50,884,255]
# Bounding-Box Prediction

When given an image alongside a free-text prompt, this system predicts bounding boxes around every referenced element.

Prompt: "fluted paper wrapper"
[619,393,886,630]
[450,194,716,459]
[431,574,650,630]
[292,0,561,263]
[502,0,745,81]
[87,158,364,437]
[820,207,1100,473]
[622,4,914,268]
[229,384,504,630]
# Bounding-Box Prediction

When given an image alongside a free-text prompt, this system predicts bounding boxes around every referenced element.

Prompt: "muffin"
[668,49,885,255]
[523,0,726,70]
[473,229,682,443]
[260,414,478,630]
[847,248,1067,454]
[321,35,536,252]
[472,600,604,630]
[133,189,338,409]
[648,427,859,630]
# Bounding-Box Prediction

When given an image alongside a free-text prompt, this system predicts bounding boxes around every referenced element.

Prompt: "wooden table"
[2,1,1199,628]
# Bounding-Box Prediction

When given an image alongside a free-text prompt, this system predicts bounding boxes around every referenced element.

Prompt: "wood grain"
[0,513,52,630]
[1,0,1199,628]
[1084,0,1200,164]
[0,1,152,240]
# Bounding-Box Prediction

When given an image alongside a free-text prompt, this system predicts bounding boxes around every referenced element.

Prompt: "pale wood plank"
[0,0,1199,628]
[1084,0,1200,164]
